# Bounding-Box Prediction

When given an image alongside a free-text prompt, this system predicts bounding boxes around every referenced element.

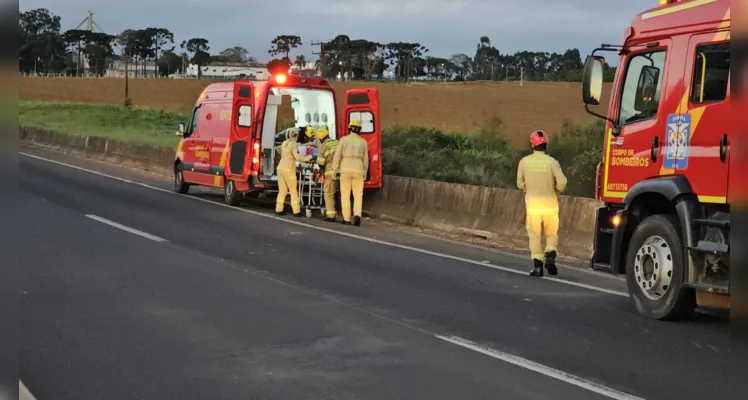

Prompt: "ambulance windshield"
[265,87,337,141]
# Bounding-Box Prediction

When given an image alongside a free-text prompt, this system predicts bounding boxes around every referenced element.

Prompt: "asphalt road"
[19,146,733,400]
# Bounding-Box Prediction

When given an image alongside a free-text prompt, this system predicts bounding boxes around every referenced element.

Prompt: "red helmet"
[530,130,549,147]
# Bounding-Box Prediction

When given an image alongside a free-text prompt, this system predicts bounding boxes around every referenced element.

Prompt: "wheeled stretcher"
[296,162,326,218]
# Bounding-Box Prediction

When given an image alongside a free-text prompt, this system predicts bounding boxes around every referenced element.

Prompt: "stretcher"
[296,161,325,218]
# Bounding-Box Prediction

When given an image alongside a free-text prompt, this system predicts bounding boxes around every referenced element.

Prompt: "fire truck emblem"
[664,113,691,169]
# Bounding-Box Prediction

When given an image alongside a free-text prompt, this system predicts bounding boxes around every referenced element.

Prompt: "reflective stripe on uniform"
[317,139,339,176]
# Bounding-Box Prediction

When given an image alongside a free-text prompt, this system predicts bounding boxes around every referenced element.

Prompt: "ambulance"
[582,0,731,320]
[173,74,382,206]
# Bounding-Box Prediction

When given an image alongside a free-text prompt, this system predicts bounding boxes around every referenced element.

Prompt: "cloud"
[21,0,655,61]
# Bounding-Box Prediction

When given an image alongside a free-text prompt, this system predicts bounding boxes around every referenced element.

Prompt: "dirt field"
[20,77,612,145]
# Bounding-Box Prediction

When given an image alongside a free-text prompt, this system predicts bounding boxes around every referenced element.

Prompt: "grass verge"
[20,101,605,198]
[19,101,187,147]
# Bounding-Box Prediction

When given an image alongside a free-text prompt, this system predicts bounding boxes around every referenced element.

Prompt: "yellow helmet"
[304,126,316,138]
[348,119,362,133]
[315,126,330,140]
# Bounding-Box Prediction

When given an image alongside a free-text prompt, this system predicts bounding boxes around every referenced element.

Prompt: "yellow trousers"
[526,214,559,261]
[323,176,338,218]
[339,172,364,222]
[276,169,301,214]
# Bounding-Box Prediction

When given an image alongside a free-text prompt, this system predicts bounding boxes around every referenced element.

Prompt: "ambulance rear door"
[342,88,382,189]
[226,81,254,182]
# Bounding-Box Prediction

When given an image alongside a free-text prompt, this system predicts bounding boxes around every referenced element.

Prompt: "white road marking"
[19,381,37,400]
[85,214,167,243]
[21,151,628,297]
[436,335,647,400]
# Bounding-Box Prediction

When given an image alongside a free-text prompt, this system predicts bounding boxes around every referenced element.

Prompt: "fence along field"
[20,77,612,145]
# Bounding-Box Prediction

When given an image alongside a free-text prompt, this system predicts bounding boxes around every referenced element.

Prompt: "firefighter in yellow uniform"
[314,127,340,222]
[517,130,568,277]
[332,120,369,226]
[275,127,312,217]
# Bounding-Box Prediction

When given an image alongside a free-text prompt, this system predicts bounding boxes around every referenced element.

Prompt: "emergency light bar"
[274,74,287,84]
[659,0,680,5]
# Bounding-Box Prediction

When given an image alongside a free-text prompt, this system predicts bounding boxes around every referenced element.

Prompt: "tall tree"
[19,8,67,74]
[62,29,90,76]
[294,54,307,70]
[216,46,250,64]
[82,32,115,76]
[317,35,350,78]
[450,54,472,80]
[149,28,174,77]
[158,50,188,76]
[384,42,428,82]
[472,36,500,80]
[267,57,291,75]
[181,38,211,78]
[268,35,302,59]
[134,29,155,76]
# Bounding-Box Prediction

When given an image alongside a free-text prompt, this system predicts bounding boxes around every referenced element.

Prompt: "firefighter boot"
[544,251,558,276]
[353,216,361,226]
[529,259,544,277]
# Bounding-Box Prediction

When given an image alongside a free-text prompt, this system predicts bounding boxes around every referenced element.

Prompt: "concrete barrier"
[20,126,603,260]
[364,176,603,260]
[20,126,175,176]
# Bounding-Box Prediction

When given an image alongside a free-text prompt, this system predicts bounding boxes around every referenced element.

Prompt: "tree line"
[19,8,616,82]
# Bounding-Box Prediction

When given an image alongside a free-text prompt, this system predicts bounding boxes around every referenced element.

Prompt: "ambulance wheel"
[174,164,190,194]
[224,179,241,207]
[625,214,696,320]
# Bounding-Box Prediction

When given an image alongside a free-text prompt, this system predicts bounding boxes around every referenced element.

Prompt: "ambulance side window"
[690,42,729,104]
[349,111,375,134]
[617,50,666,126]
[185,106,201,138]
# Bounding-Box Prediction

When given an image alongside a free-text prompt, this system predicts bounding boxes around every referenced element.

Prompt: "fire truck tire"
[174,164,190,194]
[224,178,242,207]
[625,214,696,320]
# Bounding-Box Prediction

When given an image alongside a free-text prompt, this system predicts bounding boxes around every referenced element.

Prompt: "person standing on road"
[517,130,568,277]
[314,127,340,222]
[275,128,312,217]
[333,120,369,226]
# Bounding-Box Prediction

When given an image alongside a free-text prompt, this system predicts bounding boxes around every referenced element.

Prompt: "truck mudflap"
[590,205,626,274]
[695,291,730,310]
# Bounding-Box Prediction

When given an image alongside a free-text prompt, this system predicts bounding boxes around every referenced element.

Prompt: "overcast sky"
[22,0,656,63]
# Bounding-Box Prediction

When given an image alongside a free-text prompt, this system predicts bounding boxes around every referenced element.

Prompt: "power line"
[310,40,324,56]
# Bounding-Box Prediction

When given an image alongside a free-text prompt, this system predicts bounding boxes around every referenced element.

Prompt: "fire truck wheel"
[625,214,696,320]
[174,164,190,194]
[224,179,241,207]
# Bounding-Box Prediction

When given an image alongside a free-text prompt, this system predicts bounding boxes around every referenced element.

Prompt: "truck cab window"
[618,50,666,126]
[690,42,729,104]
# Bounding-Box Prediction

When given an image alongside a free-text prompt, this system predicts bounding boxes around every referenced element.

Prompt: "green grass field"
[19,101,187,147]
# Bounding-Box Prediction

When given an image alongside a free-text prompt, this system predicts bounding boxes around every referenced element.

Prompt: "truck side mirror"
[582,56,605,106]
[176,123,185,136]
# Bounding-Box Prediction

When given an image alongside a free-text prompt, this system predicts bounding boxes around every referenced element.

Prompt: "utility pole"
[520,67,524,86]
[311,40,325,77]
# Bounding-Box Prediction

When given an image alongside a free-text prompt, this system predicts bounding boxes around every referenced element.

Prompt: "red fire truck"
[173,74,382,206]
[582,0,731,319]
